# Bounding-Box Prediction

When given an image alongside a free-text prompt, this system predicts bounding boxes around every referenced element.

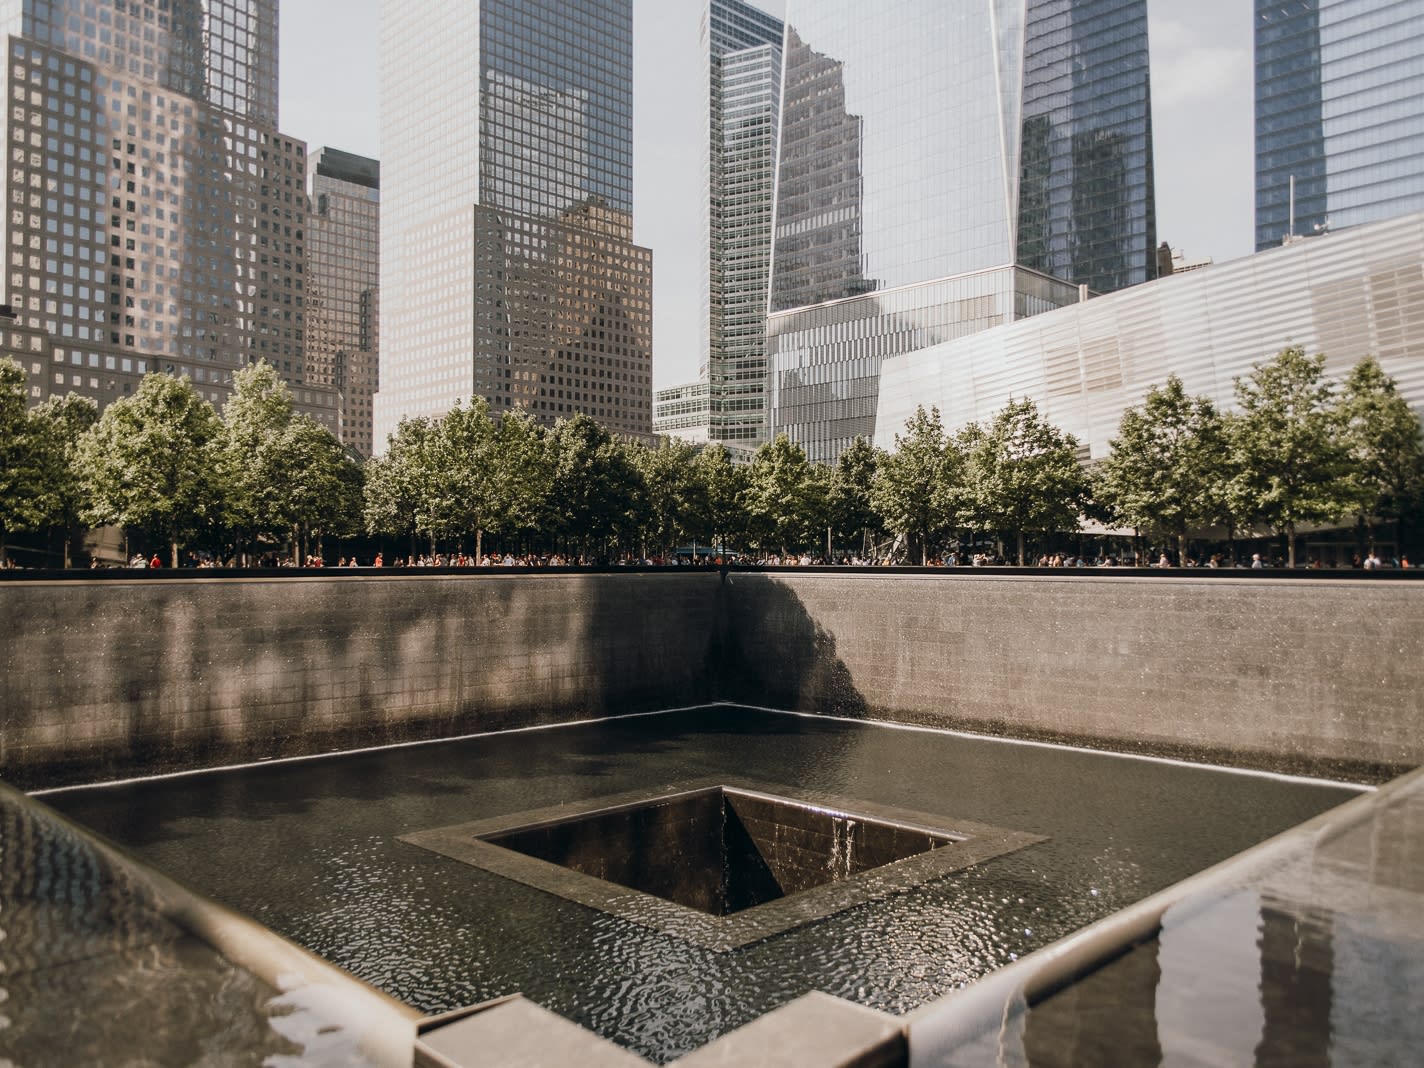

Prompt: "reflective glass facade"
[1017,0,1156,294]
[768,0,1152,463]
[1255,0,1424,250]
[0,2,335,429]
[377,0,651,447]
[306,148,380,456]
[703,0,782,448]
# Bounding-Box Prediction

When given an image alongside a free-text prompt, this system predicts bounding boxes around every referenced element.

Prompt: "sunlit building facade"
[306,147,379,456]
[768,0,1155,463]
[0,0,335,428]
[877,211,1424,462]
[376,0,652,448]
[1255,0,1424,251]
[655,0,783,448]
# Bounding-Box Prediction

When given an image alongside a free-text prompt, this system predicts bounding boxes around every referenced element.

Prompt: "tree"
[426,398,500,559]
[635,438,702,556]
[1097,376,1226,563]
[279,415,363,563]
[828,436,883,559]
[28,392,99,566]
[547,413,646,557]
[214,360,298,562]
[364,415,435,554]
[75,373,223,567]
[743,434,824,555]
[688,443,746,552]
[1338,356,1424,553]
[1229,347,1351,567]
[0,357,49,564]
[961,398,1086,565]
[491,406,554,544]
[871,406,953,565]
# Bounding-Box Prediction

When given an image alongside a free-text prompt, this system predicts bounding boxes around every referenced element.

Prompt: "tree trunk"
[1177,531,1187,567]
[476,527,483,563]
[1016,529,1025,566]
[169,536,179,569]
[1286,521,1297,568]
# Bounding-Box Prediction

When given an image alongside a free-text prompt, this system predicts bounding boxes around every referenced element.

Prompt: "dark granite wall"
[0,572,723,788]
[721,572,1424,780]
[2,570,1419,789]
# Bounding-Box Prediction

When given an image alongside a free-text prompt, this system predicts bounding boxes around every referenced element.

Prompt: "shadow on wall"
[716,571,869,718]
[0,572,726,791]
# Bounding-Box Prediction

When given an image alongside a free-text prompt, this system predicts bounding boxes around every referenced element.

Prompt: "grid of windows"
[769,266,1081,464]
[767,0,1153,464]
[1017,0,1157,293]
[306,147,379,455]
[2,2,335,431]
[377,0,651,447]
[1255,0,1424,250]
[657,0,782,449]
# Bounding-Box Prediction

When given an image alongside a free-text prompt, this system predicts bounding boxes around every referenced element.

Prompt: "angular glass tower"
[653,0,782,450]
[0,1,325,424]
[1255,0,1424,251]
[768,0,1155,463]
[376,0,653,448]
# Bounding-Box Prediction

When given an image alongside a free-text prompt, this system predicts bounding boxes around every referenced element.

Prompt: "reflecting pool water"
[45,706,1363,1064]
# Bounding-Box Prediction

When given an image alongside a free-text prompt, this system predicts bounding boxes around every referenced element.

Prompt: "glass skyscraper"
[376,0,652,448]
[1255,0,1424,251]
[656,0,784,452]
[306,148,379,457]
[768,0,1155,463]
[0,0,332,425]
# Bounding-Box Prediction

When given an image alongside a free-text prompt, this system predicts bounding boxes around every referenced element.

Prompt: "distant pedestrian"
[149,553,162,569]
[373,552,384,567]
[1251,553,1263,569]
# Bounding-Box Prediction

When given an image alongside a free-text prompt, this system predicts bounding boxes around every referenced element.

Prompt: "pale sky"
[279,0,1254,390]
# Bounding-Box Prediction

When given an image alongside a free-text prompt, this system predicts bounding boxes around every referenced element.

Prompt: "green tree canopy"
[0,357,50,563]
[364,415,434,546]
[215,360,298,558]
[1229,347,1351,566]
[635,437,703,555]
[279,414,364,561]
[742,434,825,555]
[688,443,746,551]
[871,406,953,565]
[75,372,223,566]
[28,391,99,565]
[1338,356,1424,551]
[425,398,500,556]
[828,436,884,558]
[961,398,1086,565]
[547,413,647,556]
[1097,375,1226,562]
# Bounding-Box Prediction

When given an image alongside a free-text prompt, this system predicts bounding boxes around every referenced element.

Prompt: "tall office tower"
[0,1,334,427]
[655,0,782,450]
[768,0,1156,463]
[306,148,379,457]
[1255,0,1424,251]
[376,0,653,449]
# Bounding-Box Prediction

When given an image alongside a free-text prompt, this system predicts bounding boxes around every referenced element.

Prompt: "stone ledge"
[416,996,651,1067]
[669,991,906,1068]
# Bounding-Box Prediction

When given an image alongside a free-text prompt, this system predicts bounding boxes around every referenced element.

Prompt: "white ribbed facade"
[875,212,1424,457]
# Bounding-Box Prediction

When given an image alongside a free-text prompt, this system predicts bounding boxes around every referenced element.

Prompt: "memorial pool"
[45,705,1362,1064]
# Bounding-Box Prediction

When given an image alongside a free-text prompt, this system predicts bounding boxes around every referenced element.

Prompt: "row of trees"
[2,347,1420,567]
[1,359,360,566]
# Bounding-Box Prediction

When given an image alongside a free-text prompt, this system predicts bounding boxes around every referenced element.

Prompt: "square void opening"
[484,786,951,917]
[402,779,1045,951]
